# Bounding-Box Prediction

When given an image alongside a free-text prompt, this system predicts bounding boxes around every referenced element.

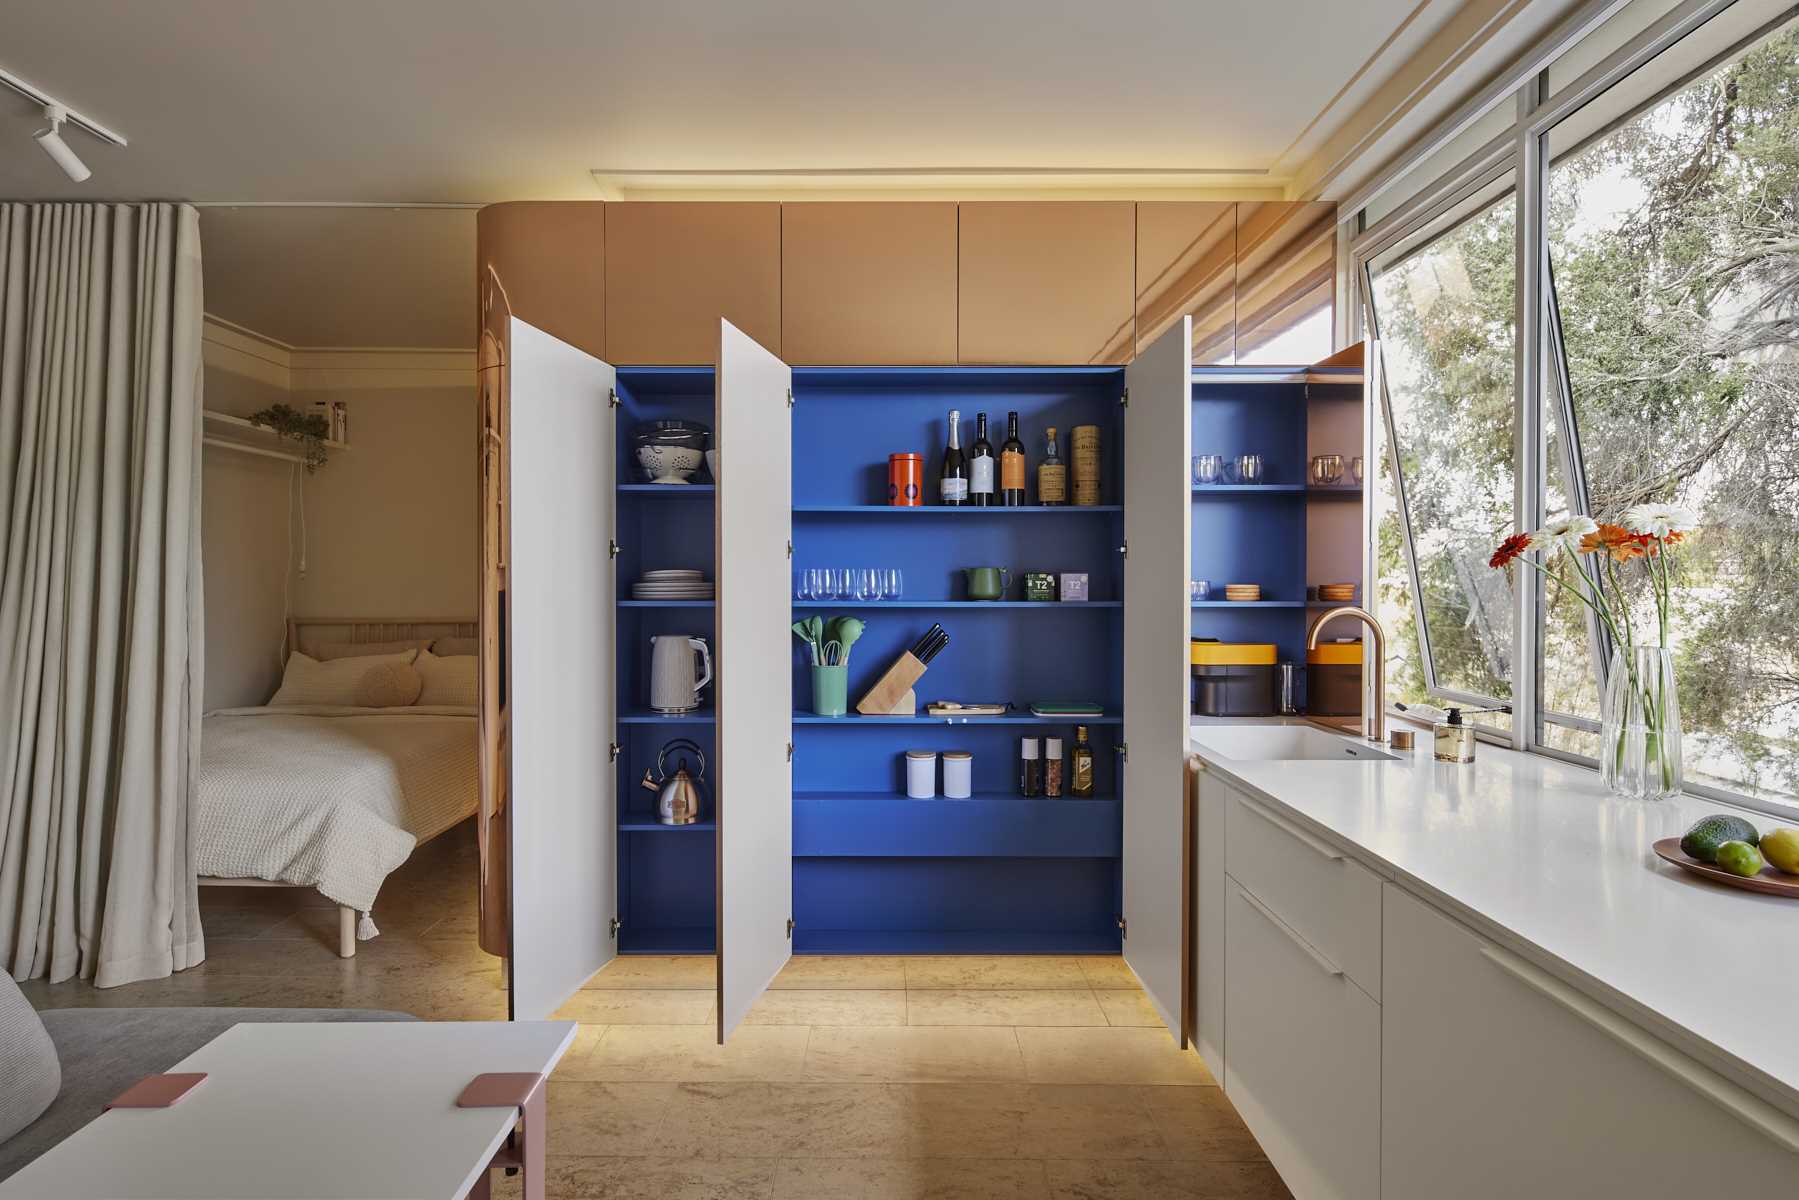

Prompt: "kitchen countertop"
[1189,718,1799,1119]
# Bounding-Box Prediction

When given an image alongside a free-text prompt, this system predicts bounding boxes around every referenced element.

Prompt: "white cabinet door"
[715,318,794,1041]
[1383,884,1799,1197]
[506,317,617,1021]
[1192,766,1228,1075]
[1225,878,1379,1200]
[1121,316,1193,1042]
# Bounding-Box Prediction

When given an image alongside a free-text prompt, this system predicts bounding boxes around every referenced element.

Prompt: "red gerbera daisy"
[1489,532,1532,570]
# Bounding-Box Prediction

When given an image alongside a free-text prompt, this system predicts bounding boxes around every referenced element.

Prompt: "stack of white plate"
[632,569,715,600]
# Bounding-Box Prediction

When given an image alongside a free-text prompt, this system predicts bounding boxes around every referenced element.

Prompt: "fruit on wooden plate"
[1760,827,1799,876]
[1714,840,1765,878]
[1680,815,1760,864]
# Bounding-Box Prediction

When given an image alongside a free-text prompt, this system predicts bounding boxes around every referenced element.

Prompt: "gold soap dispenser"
[1432,706,1507,763]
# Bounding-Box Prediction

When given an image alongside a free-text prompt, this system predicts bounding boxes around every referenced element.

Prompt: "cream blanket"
[195,706,478,914]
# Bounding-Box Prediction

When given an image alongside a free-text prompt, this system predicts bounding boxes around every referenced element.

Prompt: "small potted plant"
[249,403,332,472]
[793,616,865,718]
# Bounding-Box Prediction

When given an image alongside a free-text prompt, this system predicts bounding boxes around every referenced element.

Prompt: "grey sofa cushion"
[0,1006,414,1183]
[0,976,59,1147]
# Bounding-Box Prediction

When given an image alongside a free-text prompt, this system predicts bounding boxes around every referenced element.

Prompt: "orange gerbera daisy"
[1489,532,1532,569]
[1580,523,1648,562]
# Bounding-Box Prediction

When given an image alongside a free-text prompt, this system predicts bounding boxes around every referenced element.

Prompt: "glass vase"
[1599,645,1682,800]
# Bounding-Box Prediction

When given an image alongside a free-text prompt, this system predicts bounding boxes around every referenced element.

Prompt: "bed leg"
[338,906,356,958]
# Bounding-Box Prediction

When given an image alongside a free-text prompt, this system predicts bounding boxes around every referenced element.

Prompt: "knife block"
[857,651,925,716]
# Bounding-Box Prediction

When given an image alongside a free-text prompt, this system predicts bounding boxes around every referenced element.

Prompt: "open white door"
[1122,316,1193,1043]
[507,317,618,1021]
[714,319,794,1041]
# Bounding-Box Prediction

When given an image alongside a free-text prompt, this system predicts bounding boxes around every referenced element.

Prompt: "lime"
[1760,828,1799,876]
[1714,840,1764,878]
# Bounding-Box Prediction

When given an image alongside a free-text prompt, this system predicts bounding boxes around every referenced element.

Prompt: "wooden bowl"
[1651,838,1799,898]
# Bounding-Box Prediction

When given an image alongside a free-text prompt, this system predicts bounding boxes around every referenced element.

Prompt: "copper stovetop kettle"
[641,738,706,825]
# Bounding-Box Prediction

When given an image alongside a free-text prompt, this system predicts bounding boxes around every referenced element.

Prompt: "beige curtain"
[0,203,205,987]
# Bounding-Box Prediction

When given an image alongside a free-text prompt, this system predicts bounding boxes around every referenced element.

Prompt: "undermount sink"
[1190,723,1399,763]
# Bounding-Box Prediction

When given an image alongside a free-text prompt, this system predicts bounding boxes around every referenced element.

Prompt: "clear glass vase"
[1599,645,1682,800]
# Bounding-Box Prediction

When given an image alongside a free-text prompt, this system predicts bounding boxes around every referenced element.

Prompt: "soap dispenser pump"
[1434,708,1477,763]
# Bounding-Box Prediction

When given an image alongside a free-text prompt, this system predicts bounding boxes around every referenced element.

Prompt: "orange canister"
[888,453,923,506]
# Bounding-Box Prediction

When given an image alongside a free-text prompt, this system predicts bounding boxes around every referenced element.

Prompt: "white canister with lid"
[942,750,972,799]
[905,749,938,799]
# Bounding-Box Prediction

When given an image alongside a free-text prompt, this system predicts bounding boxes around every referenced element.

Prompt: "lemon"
[1760,828,1799,876]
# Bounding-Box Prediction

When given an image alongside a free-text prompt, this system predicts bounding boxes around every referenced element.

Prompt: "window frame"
[1345,0,1799,817]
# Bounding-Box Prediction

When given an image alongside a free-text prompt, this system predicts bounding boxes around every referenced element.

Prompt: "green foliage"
[248,403,331,472]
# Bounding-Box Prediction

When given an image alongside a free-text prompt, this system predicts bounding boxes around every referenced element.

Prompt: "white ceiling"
[3,0,1468,348]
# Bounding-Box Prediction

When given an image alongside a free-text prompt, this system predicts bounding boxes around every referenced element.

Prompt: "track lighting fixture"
[34,105,91,183]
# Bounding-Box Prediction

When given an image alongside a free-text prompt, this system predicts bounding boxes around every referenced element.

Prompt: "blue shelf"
[794,927,1121,954]
[619,600,715,608]
[794,505,1122,515]
[619,819,716,833]
[619,707,715,725]
[618,483,714,494]
[1191,484,1304,494]
[618,926,715,955]
[793,711,1119,726]
[791,600,1120,609]
[794,793,1120,858]
[1191,600,1305,608]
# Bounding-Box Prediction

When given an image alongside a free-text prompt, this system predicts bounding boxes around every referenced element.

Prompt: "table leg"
[457,1072,548,1200]
[466,1170,492,1200]
[519,1081,546,1200]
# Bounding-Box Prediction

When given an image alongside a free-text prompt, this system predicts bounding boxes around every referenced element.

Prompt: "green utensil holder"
[811,665,848,717]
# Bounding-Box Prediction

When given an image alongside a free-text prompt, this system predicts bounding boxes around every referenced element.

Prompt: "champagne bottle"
[969,413,995,507]
[1070,725,1095,797]
[1000,411,1026,506]
[939,409,967,506]
[1037,426,1066,506]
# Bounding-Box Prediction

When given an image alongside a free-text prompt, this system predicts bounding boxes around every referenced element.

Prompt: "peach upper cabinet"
[605,203,781,365]
[476,202,606,362]
[781,202,958,365]
[958,201,1137,366]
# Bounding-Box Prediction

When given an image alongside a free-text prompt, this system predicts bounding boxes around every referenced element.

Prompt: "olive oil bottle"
[1070,725,1095,797]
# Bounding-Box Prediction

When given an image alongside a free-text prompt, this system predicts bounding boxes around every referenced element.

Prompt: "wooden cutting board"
[1652,838,1799,898]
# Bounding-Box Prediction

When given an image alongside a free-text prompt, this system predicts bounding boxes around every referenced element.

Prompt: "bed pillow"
[0,973,59,1144]
[270,650,419,706]
[355,662,424,708]
[414,650,479,707]
[302,637,431,662]
[431,636,478,657]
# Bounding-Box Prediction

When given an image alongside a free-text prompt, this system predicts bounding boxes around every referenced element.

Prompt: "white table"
[0,1020,577,1200]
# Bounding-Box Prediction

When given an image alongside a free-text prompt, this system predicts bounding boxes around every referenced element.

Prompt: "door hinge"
[786,917,795,939]
[1117,916,1128,939]
[609,917,620,939]
[1115,743,1128,762]
[785,742,794,763]
[608,539,621,559]
[786,387,795,409]
[1120,387,1130,408]
[786,539,794,559]
[608,388,620,409]
[1118,541,1128,557]
[608,742,620,763]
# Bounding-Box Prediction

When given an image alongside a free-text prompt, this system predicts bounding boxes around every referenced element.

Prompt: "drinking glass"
[1236,454,1264,484]
[855,568,879,601]
[820,568,845,599]
[1350,456,1364,483]
[1193,454,1223,485]
[794,570,810,600]
[1310,454,1343,485]
[880,568,903,600]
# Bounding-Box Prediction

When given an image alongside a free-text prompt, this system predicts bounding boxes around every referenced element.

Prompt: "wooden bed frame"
[199,615,478,958]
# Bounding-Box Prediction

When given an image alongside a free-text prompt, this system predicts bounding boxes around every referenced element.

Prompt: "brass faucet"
[1306,606,1386,744]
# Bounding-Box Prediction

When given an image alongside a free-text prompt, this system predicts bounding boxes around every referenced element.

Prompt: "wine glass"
[880,568,903,600]
[794,570,811,600]
[855,568,879,601]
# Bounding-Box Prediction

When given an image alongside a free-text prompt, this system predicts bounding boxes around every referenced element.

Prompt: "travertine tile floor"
[21,822,1289,1199]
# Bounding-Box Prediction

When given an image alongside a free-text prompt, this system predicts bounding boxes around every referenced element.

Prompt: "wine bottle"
[1070,725,1095,797]
[1037,426,1066,506]
[939,409,967,506]
[1000,411,1026,506]
[969,413,996,507]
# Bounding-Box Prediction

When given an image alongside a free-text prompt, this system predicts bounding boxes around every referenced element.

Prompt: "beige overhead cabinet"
[605,202,781,364]
[476,202,607,361]
[957,201,1136,365]
[781,202,958,365]
[1136,201,1237,365]
[1234,200,1336,365]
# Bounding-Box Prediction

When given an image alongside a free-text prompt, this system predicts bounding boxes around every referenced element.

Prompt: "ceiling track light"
[0,65,126,184]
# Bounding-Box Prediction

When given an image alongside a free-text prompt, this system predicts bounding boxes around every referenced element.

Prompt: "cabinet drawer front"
[1225,788,1381,997]
[1224,879,1380,1200]
[1383,885,1799,1198]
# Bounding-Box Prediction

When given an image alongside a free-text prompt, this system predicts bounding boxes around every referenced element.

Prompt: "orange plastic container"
[888,453,923,506]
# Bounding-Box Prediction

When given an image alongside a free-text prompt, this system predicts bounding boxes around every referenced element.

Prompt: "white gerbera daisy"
[1622,503,1698,539]
[1527,515,1598,553]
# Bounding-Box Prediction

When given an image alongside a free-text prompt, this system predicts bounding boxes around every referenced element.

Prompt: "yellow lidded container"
[1190,641,1277,666]
[1306,643,1363,666]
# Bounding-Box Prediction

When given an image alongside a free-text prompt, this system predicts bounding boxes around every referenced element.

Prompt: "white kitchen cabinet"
[1191,762,1228,1075]
[1225,877,1380,1200]
[1383,884,1799,1196]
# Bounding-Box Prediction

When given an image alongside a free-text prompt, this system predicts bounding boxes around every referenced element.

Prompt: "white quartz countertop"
[1189,720,1799,1118]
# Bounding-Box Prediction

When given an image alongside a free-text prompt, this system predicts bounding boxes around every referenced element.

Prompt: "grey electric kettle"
[640,738,706,826]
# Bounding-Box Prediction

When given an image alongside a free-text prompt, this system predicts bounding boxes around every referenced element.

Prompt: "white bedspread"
[196,705,479,912]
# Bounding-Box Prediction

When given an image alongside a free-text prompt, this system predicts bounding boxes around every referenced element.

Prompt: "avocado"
[1680,815,1760,863]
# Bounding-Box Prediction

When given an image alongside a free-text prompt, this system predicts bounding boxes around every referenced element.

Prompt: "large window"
[1355,0,1799,814]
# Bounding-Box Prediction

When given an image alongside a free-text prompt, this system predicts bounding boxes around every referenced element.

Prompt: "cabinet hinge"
[1119,387,1129,408]
[1117,541,1128,558]
[786,540,794,559]
[609,916,620,938]
[1117,916,1128,939]
[608,539,621,559]
[786,387,795,409]
[785,742,795,763]
[786,917,795,939]
[1115,743,1128,762]
[608,742,620,763]
[608,388,620,409]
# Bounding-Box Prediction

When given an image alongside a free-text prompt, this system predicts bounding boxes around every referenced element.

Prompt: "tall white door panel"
[714,319,794,1041]
[507,317,618,1021]
[1121,316,1193,1043]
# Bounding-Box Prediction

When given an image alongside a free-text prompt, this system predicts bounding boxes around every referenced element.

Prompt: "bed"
[196,618,480,957]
